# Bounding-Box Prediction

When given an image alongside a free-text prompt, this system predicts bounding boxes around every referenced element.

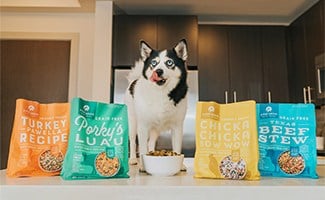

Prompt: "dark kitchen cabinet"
[287,18,308,103]
[198,25,289,103]
[287,0,324,104]
[198,26,229,103]
[113,15,198,67]
[305,1,324,85]
[112,16,157,66]
[304,0,325,105]
[228,26,263,102]
[157,16,198,66]
[261,26,289,102]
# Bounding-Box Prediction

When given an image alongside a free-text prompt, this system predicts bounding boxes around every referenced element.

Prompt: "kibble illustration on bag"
[60,98,129,180]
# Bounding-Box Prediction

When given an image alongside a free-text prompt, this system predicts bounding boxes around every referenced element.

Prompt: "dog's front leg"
[137,125,149,172]
[172,125,187,171]
[172,126,183,154]
[128,113,138,165]
[148,129,159,152]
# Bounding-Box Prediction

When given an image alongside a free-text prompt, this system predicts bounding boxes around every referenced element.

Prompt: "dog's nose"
[155,69,163,77]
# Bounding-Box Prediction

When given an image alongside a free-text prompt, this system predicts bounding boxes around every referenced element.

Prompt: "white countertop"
[1,158,325,200]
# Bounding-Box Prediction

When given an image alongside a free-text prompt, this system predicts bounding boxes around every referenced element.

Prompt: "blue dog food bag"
[61,98,129,180]
[257,103,318,178]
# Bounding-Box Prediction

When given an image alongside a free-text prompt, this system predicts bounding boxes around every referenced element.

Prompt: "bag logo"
[83,105,90,112]
[79,103,95,118]
[208,106,215,113]
[201,103,219,120]
[259,104,278,119]
[265,106,272,112]
[23,103,39,118]
[27,105,35,112]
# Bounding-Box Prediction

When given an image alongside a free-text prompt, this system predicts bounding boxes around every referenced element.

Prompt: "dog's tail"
[127,59,144,83]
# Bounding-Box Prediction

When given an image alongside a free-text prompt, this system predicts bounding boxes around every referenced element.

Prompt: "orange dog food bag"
[6,99,70,177]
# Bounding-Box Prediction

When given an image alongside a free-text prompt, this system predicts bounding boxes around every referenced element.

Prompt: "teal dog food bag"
[257,103,318,178]
[61,98,129,180]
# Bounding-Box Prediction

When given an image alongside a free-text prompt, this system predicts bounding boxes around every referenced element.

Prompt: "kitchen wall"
[0,0,113,103]
[0,0,114,169]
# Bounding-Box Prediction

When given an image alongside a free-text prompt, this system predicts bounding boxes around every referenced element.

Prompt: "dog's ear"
[140,40,152,61]
[174,39,188,61]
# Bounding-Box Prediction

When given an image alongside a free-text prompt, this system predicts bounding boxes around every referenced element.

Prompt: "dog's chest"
[133,80,185,124]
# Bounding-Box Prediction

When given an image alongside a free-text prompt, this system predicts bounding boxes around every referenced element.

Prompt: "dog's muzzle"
[150,69,166,86]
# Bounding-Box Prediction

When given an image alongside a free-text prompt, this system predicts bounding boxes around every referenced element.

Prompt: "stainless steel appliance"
[112,68,198,157]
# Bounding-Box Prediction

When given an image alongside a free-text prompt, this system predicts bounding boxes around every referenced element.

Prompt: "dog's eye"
[151,60,158,67]
[165,60,174,67]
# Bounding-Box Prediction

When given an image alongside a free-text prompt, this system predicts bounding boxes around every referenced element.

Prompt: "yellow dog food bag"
[194,100,260,180]
[6,99,70,177]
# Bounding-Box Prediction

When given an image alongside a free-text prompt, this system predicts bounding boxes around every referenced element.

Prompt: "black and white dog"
[124,39,188,171]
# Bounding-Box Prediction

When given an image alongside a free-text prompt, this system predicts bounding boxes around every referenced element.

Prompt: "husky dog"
[124,39,188,171]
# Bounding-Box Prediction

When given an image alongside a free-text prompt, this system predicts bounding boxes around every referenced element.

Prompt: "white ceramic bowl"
[142,154,184,176]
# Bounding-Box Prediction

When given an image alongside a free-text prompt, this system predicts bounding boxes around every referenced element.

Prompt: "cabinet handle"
[268,91,272,103]
[233,91,237,103]
[225,91,228,104]
[303,87,307,104]
[317,68,322,94]
[303,86,313,104]
[307,86,311,103]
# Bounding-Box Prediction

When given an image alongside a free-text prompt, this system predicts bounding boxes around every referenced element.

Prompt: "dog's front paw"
[181,163,187,172]
[138,164,146,173]
[129,158,138,165]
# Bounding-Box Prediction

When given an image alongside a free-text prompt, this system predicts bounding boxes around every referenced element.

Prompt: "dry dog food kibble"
[39,150,64,172]
[219,155,246,179]
[278,151,305,175]
[147,150,180,156]
[95,152,120,177]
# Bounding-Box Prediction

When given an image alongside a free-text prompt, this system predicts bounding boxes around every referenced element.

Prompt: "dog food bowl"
[142,154,184,176]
